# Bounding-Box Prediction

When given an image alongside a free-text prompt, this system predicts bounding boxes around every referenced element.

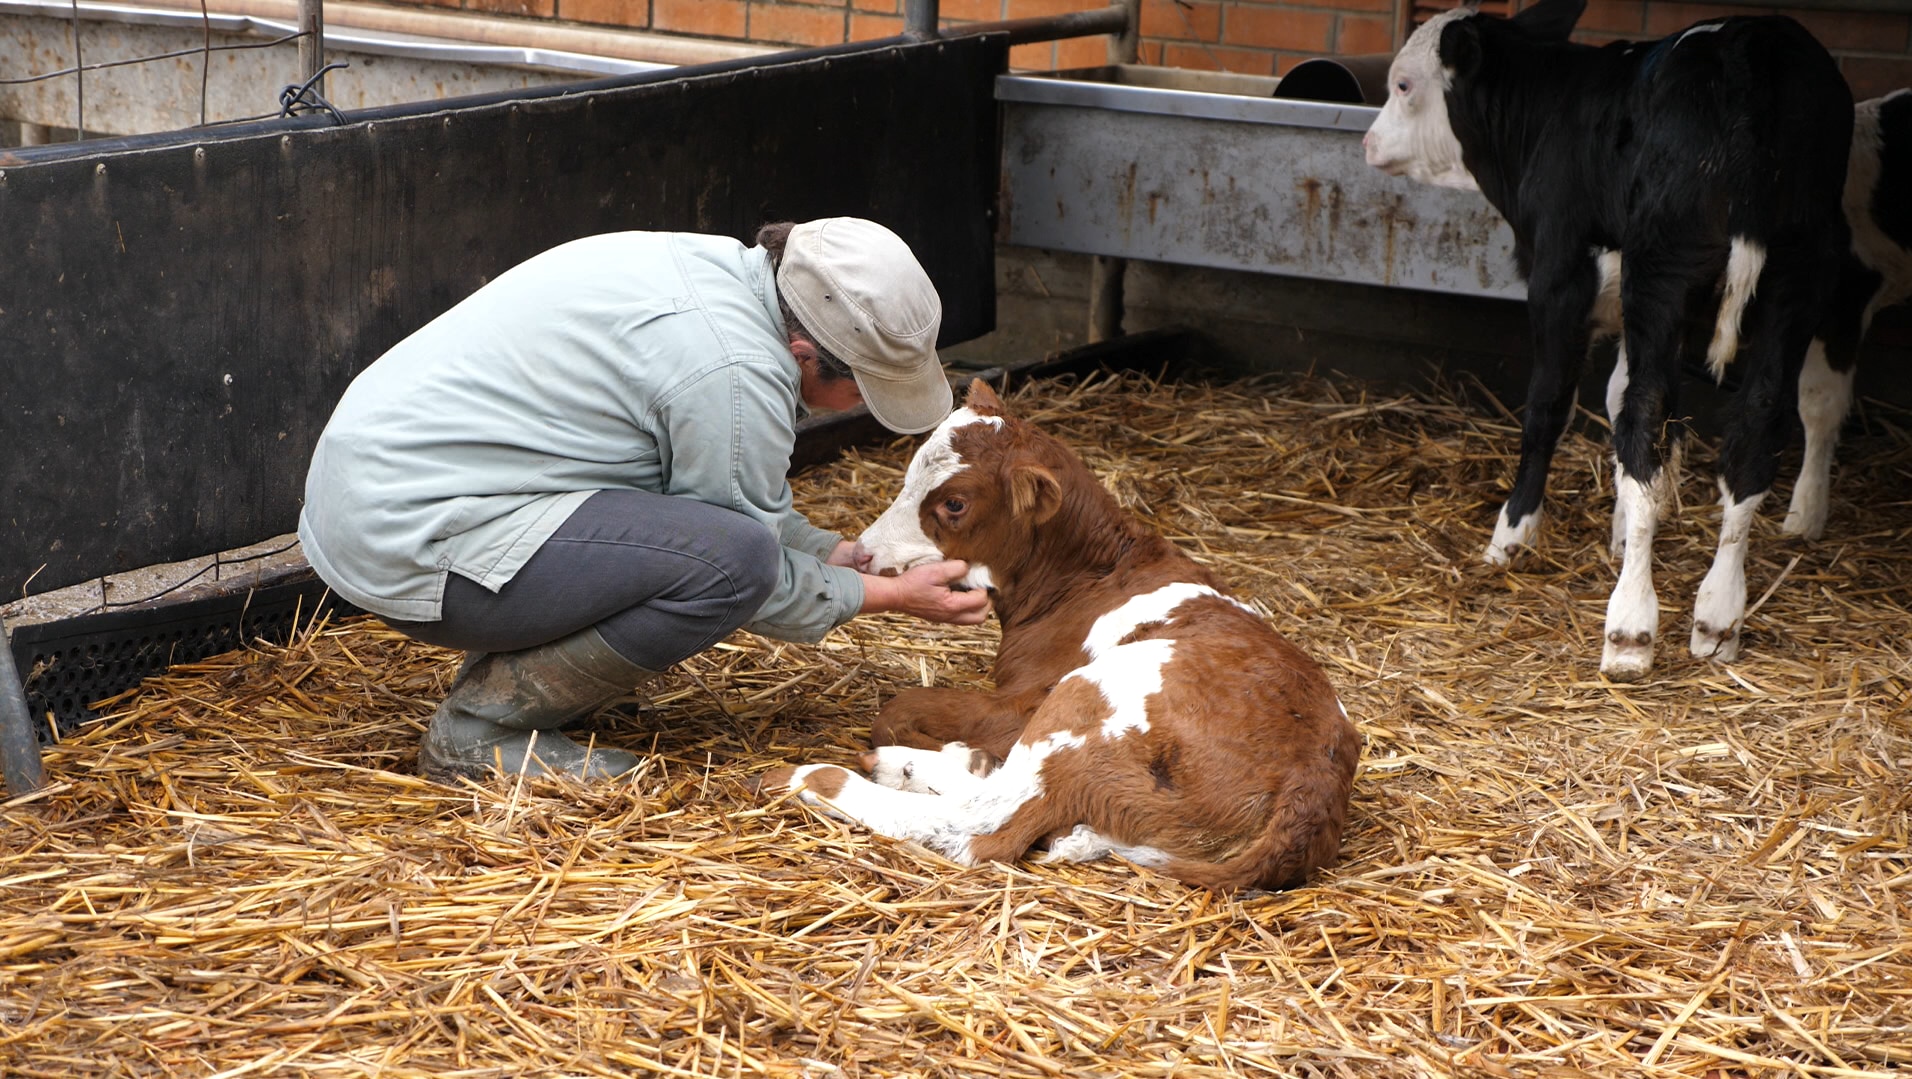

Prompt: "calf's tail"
[1163,741,1358,893]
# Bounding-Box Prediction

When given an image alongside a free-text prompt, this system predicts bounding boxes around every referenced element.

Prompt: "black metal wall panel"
[0,36,1006,598]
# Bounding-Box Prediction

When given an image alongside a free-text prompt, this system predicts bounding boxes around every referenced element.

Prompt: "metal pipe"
[1109,0,1140,65]
[1088,1,1139,344]
[4,4,1135,163]
[126,0,778,67]
[904,0,938,40]
[297,0,322,93]
[941,5,1128,47]
[0,616,45,797]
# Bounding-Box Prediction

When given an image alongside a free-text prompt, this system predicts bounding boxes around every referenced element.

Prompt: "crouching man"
[298,218,991,782]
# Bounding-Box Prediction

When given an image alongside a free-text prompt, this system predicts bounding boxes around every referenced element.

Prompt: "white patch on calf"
[782,727,1084,865]
[1690,485,1766,662]
[1040,823,1171,869]
[867,743,989,797]
[1605,341,1632,556]
[1784,339,1852,540]
[1363,9,1480,191]
[1706,237,1766,381]
[1081,581,1230,658]
[1067,638,1174,740]
[1591,248,1625,339]
[1674,20,1725,47]
[962,564,997,593]
[1605,340,1631,428]
[857,407,1003,575]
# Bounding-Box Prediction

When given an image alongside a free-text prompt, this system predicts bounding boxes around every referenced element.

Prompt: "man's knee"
[727,522,782,611]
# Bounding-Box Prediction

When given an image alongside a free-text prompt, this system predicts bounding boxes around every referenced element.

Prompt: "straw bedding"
[3,369,1908,1078]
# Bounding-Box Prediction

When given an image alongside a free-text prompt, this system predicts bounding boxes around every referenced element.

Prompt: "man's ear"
[1010,465,1061,525]
[1439,15,1485,81]
[1510,0,1584,42]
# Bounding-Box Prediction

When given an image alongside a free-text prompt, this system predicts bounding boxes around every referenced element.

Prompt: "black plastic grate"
[7,576,356,738]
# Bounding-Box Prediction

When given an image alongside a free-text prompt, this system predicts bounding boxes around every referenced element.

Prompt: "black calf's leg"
[1784,254,1879,539]
[1487,256,1599,565]
[1602,251,1698,682]
[1692,252,1824,661]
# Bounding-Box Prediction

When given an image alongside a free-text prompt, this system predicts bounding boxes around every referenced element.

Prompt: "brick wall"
[1570,1,1912,100]
[402,0,1911,99]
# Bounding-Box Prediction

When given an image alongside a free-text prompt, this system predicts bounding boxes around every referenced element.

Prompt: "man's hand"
[859,560,991,625]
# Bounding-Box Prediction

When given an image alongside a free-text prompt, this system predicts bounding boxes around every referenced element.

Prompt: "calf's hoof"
[1482,540,1522,568]
[754,765,800,795]
[1484,509,1540,567]
[1689,621,1741,663]
[756,763,850,803]
[862,742,992,793]
[1780,507,1826,541]
[1600,628,1656,683]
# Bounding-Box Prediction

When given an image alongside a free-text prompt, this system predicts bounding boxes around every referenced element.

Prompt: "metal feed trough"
[998,63,1526,301]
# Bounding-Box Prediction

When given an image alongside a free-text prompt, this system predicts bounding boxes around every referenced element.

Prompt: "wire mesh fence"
[0,0,331,143]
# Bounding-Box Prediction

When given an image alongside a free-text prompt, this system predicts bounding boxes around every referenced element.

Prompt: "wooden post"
[298,0,325,94]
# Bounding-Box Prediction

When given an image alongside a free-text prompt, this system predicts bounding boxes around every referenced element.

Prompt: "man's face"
[797,351,864,414]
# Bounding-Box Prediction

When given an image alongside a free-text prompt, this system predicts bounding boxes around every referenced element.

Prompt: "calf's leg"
[863,742,993,796]
[1692,250,1824,661]
[1784,340,1855,540]
[1487,256,1599,565]
[1784,255,1878,539]
[1602,247,1697,682]
[761,729,1079,867]
[1605,341,1632,556]
[871,685,1043,760]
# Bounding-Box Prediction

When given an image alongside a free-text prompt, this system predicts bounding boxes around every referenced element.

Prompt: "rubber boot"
[418,626,655,783]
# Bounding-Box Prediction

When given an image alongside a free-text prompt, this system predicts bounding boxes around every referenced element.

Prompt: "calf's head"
[855,380,1063,591]
[1362,0,1585,189]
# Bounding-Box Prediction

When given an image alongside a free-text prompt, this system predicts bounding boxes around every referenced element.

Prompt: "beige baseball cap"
[777,217,952,435]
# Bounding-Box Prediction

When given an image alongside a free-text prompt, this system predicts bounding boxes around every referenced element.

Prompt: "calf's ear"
[1010,465,1062,525]
[1510,0,1584,42]
[965,379,1005,415]
[1439,15,1484,80]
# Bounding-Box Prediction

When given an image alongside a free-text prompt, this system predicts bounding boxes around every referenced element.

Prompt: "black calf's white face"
[1364,9,1479,191]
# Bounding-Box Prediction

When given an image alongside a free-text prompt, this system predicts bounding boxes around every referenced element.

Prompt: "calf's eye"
[1396,79,1409,93]
[942,497,967,516]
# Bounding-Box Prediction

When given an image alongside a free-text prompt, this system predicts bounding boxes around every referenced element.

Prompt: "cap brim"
[854,357,954,435]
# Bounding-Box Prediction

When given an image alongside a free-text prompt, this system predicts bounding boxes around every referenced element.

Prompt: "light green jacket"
[297,231,865,643]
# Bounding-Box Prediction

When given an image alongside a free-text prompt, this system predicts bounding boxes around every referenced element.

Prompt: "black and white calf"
[1603,89,1912,543]
[1783,90,1912,540]
[1364,0,1854,680]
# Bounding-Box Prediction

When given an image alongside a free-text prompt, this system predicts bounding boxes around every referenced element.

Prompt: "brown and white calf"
[761,381,1360,892]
